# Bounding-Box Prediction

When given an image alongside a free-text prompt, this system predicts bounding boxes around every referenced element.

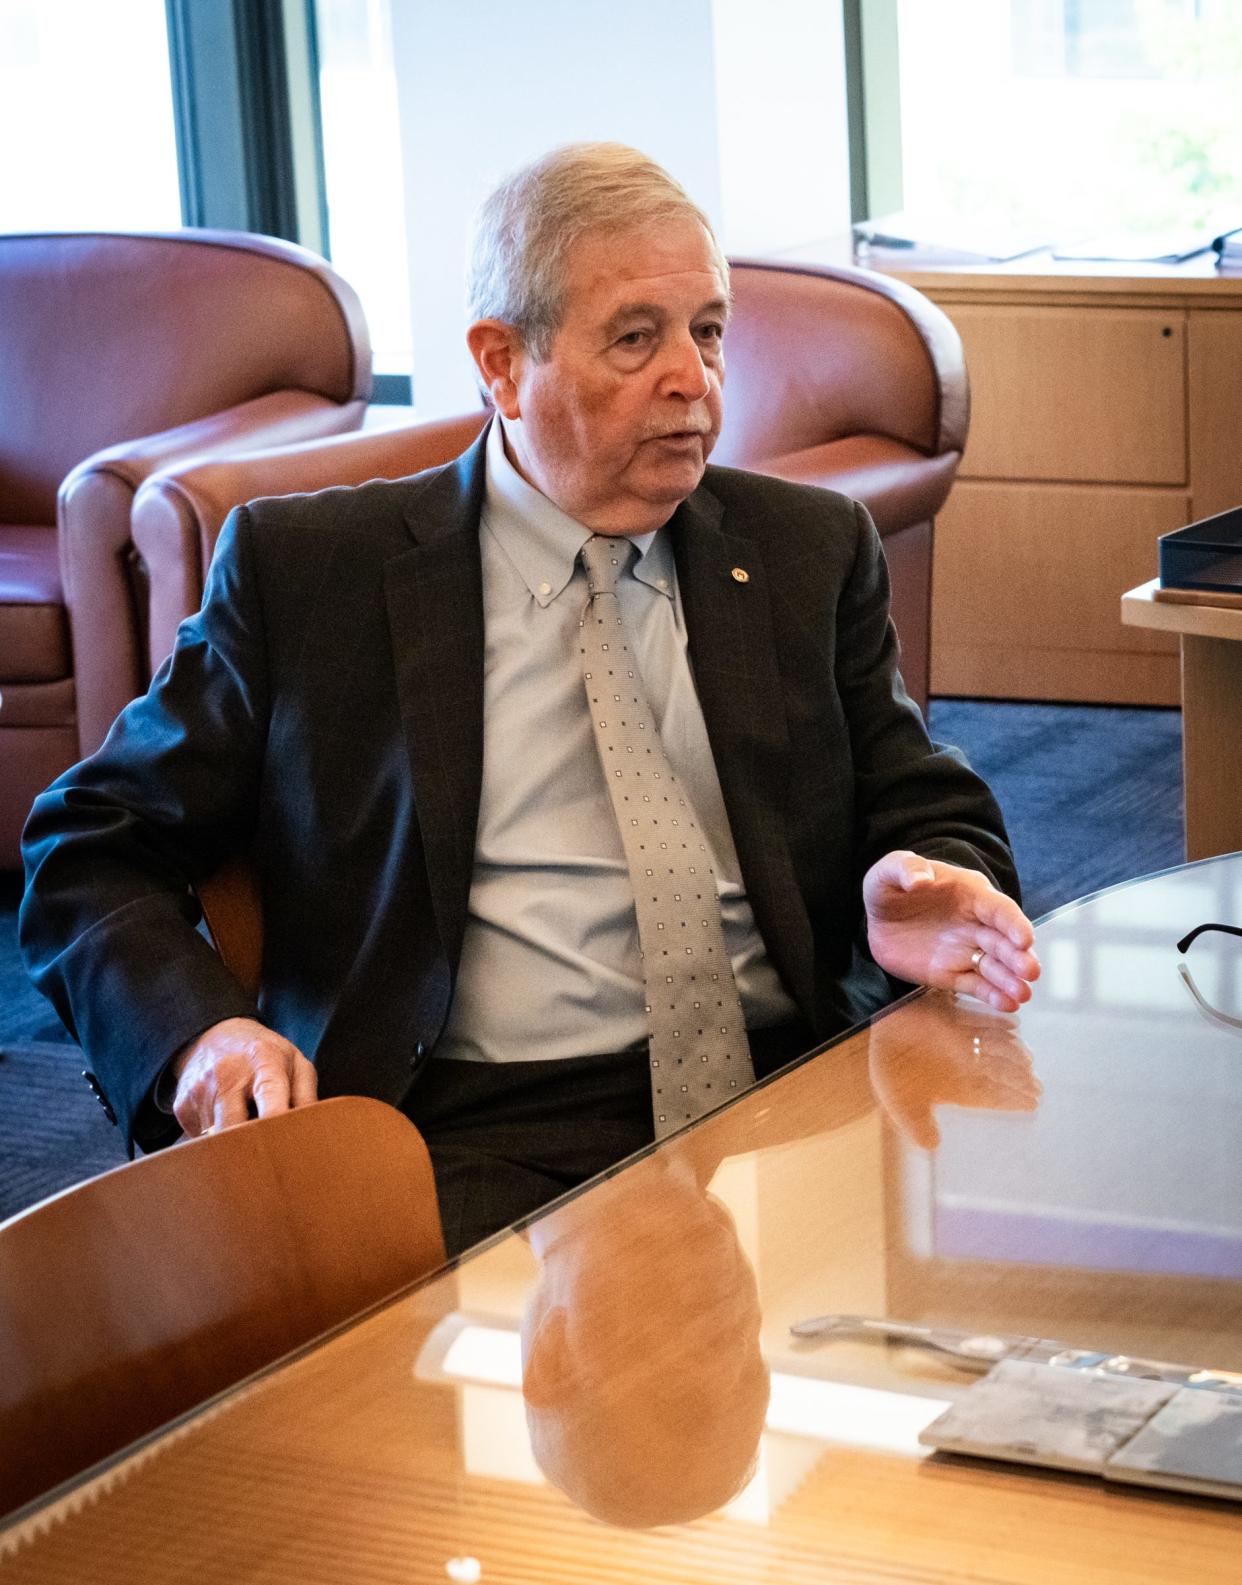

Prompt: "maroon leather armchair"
[0,229,372,865]
[714,259,969,711]
[127,259,966,747]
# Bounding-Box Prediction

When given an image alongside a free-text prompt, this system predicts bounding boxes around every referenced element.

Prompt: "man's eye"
[616,329,650,348]
[696,322,725,342]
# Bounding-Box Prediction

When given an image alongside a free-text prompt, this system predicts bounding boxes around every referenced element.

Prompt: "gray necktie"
[578,534,754,1139]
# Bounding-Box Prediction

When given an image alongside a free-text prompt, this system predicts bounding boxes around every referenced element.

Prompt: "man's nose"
[658,332,712,401]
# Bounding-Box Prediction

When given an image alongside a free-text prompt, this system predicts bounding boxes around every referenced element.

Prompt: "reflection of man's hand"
[867,990,1041,1150]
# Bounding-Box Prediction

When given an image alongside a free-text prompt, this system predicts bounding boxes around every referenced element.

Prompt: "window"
[313,0,412,383]
[0,0,180,232]
[892,0,1242,242]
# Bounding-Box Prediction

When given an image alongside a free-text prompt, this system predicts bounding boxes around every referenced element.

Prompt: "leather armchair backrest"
[0,230,372,525]
[713,259,968,469]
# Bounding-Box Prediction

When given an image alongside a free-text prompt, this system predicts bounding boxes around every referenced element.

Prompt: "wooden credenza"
[893,256,1242,704]
[782,245,1242,704]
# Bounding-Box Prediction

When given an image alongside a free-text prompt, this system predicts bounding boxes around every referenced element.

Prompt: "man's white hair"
[467,142,729,360]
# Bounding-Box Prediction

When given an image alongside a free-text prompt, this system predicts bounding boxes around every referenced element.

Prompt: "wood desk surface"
[774,237,1242,307]
[1123,578,1242,641]
[5,861,1242,1582]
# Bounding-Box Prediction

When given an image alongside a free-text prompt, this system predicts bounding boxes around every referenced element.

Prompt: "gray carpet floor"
[0,873,130,1211]
[928,699,1183,920]
[0,699,1185,1220]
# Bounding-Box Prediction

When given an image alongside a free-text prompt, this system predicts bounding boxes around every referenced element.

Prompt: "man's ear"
[467,319,525,419]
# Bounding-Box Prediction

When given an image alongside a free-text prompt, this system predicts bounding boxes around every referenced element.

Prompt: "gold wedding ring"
[970,948,985,970]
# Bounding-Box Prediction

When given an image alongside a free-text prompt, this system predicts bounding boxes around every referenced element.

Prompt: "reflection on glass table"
[4,858,1242,1583]
[895,856,1242,1296]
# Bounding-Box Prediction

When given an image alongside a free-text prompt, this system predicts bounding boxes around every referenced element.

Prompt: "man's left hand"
[863,851,1040,1012]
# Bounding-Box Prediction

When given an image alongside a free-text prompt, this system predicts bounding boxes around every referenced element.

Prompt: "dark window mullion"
[234,0,298,241]
[164,0,324,246]
[843,0,870,222]
[843,0,903,224]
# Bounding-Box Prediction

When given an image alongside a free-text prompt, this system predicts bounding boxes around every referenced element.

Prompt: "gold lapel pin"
[731,567,750,583]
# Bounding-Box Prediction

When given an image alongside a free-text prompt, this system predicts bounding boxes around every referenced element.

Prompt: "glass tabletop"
[5,856,1242,1581]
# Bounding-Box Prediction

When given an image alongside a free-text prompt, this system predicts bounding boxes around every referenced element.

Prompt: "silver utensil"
[788,1314,1039,1369]
[789,1314,1242,1392]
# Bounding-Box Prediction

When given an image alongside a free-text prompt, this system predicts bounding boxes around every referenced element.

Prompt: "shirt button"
[538,580,552,596]
[656,577,669,589]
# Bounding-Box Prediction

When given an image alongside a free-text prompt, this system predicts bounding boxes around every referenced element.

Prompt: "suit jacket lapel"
[672,485,815,1017]
[383,433,488,971]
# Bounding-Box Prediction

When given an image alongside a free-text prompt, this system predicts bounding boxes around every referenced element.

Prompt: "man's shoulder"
[699,464,862,529]
[241,456,464,539]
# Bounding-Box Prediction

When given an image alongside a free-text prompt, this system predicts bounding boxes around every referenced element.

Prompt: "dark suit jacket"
[20,431,1017,1152]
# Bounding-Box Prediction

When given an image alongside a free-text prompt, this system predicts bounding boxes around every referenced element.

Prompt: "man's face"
[499,218,728,535]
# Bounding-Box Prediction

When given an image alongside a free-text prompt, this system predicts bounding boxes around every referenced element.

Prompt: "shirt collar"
[482,416,675,607]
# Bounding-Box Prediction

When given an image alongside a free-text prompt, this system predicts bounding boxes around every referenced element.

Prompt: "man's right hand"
[170,1017,318,1137]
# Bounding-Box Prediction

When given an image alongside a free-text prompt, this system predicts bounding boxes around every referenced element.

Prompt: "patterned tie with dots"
[578,534,755,1139]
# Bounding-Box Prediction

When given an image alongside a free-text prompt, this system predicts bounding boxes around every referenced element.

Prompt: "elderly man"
[21,144,1037,1253]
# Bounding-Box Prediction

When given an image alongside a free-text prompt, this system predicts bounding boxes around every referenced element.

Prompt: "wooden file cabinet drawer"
[952,304,1186,486]
[932,481,1184,705]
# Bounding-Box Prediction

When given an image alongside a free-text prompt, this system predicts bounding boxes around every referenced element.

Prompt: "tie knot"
[581,534,635,598]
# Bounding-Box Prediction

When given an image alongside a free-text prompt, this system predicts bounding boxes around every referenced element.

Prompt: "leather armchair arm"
[131,411,488,680]
[60,389,369,512]
[748,435,962,537]
[62,391,369,759]
[726,258,969,459]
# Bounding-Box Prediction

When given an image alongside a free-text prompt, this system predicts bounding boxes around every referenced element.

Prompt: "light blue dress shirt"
[435,419,797,1063]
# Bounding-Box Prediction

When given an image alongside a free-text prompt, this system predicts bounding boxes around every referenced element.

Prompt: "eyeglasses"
[1176,922,1242,953]
[1176,922,1242,1032]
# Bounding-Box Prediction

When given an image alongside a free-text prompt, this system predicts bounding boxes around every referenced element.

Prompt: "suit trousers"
[401,1022,814,1256]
